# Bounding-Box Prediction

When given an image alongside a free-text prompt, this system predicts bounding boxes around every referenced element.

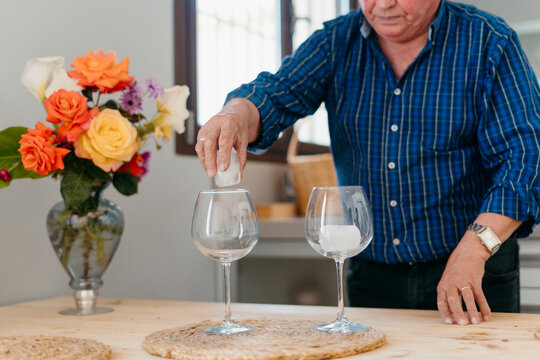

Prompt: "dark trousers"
[347,237,520,312]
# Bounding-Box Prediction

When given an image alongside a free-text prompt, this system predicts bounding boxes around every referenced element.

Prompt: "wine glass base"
[316,319,368,334]
[59,307,113,316]
[203,321,254,335]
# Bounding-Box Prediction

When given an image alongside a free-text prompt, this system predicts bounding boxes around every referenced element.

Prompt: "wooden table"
[1,297,539,359]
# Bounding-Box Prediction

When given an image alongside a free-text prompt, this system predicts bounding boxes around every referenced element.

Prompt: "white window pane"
[197,0,281,126]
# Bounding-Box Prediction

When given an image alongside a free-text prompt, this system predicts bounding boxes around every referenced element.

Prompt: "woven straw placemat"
[0,335,111,360]
[142,319,386,360]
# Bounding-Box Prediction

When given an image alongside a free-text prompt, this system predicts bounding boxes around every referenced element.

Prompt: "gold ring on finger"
[460,286,471,292]
[198,137,207,141]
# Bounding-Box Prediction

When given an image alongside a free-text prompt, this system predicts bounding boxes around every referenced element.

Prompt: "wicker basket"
[287,127,338,216]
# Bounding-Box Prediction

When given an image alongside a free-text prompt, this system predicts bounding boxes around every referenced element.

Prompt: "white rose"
[20,56,65,101]
[44,68,82,98]
[155,85,190,135]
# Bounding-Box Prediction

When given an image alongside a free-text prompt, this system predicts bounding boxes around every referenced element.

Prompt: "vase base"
[59,307,114,316]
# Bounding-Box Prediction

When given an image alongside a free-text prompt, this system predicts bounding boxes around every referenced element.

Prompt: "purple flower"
[142,77,164,99]
[0,169,11,182]
[120,81,143,115]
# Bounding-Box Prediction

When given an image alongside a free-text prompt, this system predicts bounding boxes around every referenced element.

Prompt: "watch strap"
[467,223,501,256]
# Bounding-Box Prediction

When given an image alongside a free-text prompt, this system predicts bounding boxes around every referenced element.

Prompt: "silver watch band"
[468,223,487,233]
[467,223,501,256]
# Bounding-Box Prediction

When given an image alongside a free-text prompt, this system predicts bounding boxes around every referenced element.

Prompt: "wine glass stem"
[222,261,232,323]
[335,258,346,322]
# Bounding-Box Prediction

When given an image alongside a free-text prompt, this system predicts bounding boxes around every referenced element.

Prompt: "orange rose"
[18,122,71,176]
[44,89,98,142]
[67,49,134,93]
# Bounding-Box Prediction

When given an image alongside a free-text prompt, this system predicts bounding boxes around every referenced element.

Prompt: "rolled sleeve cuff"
[480,185,540,237]
[226,85,285,154]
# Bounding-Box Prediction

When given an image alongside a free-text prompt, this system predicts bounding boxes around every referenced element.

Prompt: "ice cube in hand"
[214,148,241,187]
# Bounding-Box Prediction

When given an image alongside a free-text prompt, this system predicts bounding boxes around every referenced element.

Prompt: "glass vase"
[46,192,123,315]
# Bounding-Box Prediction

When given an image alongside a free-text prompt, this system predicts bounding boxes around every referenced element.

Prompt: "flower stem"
[60,224,74,268]
[83,235,92,279]
[7,161,21,173]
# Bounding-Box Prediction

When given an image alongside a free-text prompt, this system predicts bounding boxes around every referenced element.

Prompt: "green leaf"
[84,163,111,184]
[0,127,27,154]
[60,169,94,210]
[0,127,44,183]
[62,152,110,184]
[81,88,94,103]
[113,172,138,196]
[59,153,112,212]
[100,100,118,111]
[10,163,45,180]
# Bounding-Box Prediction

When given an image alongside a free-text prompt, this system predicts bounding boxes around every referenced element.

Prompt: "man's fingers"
[195,134,208,173]
[447,289,468,325]
[437,290,454,324]
[217,131,234,172]
[203,135,219,177]
[236,143,248,175]
[473,287,491,322]
[460,286,479,324]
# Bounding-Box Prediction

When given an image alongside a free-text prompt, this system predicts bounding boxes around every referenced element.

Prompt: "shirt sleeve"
[478,30,540,237]
[225,26,334,154]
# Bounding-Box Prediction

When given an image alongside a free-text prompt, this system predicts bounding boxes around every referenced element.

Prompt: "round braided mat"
[142,319,386,360]
[0,335,111,360]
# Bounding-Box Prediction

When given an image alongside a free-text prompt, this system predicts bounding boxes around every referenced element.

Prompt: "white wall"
[465,0,540,22]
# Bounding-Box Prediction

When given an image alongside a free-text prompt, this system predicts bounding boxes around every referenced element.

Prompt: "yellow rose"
[75,108,139,172]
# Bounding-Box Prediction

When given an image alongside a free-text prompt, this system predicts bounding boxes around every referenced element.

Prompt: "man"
[195,0,540,326]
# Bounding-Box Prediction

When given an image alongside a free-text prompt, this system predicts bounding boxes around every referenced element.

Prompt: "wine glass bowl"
[192,189,259,334]
[305,186,373,333]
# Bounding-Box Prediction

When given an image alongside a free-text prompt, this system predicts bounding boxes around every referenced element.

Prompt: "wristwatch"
[467,223,501,256]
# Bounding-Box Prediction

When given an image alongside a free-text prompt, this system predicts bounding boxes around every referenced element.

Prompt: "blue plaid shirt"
[226,1,540,264]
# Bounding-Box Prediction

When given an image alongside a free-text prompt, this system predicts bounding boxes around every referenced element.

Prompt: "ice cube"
[319,225,361,252]
[214,148,241,187]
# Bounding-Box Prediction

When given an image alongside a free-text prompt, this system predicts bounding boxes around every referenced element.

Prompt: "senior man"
[195,0,540,326]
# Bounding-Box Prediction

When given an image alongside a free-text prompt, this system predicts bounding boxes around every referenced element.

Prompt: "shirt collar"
[360,0,447,43]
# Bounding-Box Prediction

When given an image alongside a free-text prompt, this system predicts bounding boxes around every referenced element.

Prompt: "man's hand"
[437,213,521,325]
[436,233,491,325]
[195,98,260,177]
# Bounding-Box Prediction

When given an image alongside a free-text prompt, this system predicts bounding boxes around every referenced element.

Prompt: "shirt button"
[391,124,399,132]
[390,200,397,207]
[388,162,396,169]
[393,238,400,245]
[394,88,402,96]
[409,261,414,266]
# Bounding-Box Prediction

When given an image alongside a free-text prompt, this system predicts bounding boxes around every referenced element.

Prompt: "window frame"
[174,0,359,161]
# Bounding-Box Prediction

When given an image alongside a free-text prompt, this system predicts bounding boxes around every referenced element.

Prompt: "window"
[175,0,359,160]
[196,1,281,128]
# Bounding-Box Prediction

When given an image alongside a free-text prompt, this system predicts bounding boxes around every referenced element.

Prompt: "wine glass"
[305,186,373,333]
[191,189,259,334]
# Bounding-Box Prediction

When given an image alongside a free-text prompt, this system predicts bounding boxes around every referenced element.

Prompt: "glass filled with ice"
[305,186,373,333]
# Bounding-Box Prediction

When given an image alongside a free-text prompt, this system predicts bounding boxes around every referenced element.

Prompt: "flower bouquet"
[0,49,189,314]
